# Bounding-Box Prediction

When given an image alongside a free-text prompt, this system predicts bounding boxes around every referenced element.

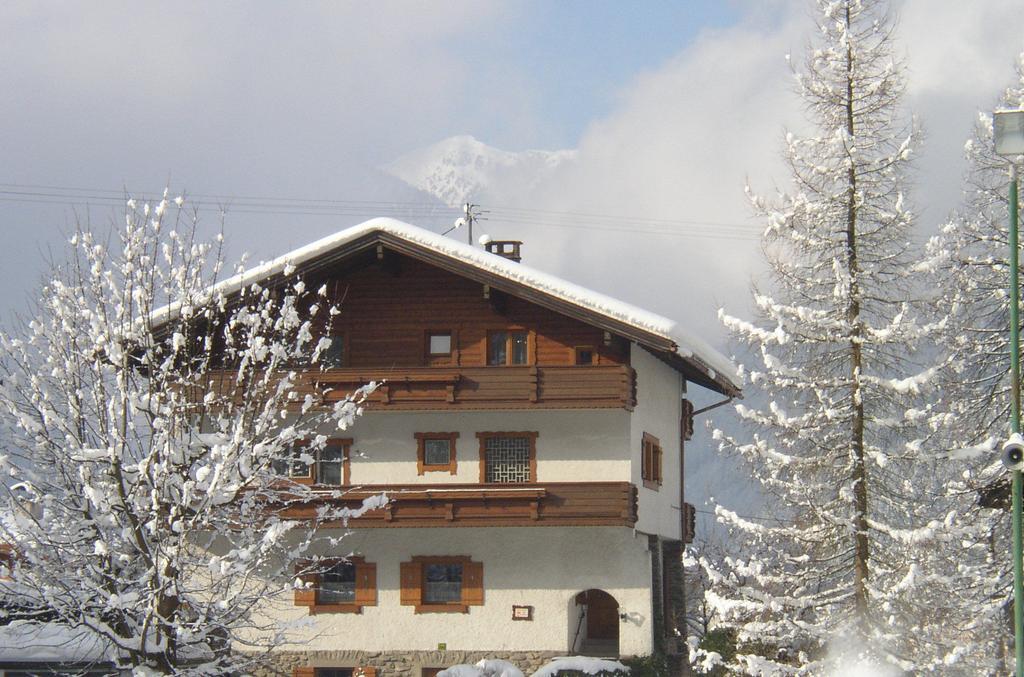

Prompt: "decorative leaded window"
[481,436,532,483]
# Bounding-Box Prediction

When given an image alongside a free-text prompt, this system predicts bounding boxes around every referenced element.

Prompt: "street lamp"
[995,107,1024,677]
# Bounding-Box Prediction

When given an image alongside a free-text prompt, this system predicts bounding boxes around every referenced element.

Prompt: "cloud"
[428,9,808,346]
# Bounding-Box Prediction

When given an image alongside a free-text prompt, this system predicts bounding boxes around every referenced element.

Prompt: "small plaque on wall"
[511,605,533,621]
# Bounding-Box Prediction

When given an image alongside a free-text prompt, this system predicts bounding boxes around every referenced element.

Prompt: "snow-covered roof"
[155,218,739,394]
[0,620,114,663]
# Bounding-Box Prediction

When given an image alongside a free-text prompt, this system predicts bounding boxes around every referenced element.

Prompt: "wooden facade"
[306,251,630,370]
[278,482,639,528]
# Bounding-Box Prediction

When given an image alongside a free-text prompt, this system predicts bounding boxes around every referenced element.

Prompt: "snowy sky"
[1,0,1021,527]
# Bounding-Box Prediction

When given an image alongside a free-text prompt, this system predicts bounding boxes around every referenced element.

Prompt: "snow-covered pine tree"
[921,56,1024,674]
[701,0,947,672]
[0,194,379,674]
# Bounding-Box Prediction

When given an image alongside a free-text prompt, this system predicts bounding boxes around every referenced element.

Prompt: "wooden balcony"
[309,365,637,411]
[279,481,639,528]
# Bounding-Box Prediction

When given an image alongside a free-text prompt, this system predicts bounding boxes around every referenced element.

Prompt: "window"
[317,444,347,485]
[272,445,312,480]
[294,556,377,614]
[274,439,352,486]
[487,330,529,365]
[574,346,595,365]
[476,432,538,484]
[423,562,463,603]
[415,432,459,475]
[321,334,346,368]
[642,432,663,490]
[400,556,484,613]
[427,331,452,356]
[320,561,356,603]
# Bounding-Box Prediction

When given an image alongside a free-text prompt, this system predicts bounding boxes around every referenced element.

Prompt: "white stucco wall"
[341,410,631,485]
[266,526,655,656]
[629,346,684,540]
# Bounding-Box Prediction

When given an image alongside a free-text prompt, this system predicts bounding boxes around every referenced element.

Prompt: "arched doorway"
[570,589,619,657]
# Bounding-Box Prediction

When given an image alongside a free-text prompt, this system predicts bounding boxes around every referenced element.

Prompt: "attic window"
[488,331,529,366]
[427,332,452,356]
[575,346,594,365]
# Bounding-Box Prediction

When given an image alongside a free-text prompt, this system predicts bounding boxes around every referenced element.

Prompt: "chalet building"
[235,219,740,676]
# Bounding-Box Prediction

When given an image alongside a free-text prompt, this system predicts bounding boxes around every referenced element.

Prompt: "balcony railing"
[308,365,637,411]
[278,481,639,528]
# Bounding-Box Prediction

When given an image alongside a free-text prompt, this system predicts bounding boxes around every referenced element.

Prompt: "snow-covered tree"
[702,1,950,672]
[920,56,1024,674]
[0,194,379,673]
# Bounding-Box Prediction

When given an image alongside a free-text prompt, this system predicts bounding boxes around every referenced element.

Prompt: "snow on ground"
[439,657,626,677]
[531,657,629,676]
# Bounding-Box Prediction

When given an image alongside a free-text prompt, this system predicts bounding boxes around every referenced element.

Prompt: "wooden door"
[584,589,619,641]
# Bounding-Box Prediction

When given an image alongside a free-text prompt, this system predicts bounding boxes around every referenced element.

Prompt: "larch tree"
[921,55,1024,674]
[0,194,380,674]
[699,0,949,673]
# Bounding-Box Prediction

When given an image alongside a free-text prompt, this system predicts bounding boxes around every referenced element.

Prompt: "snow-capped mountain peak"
[384,135,576,208]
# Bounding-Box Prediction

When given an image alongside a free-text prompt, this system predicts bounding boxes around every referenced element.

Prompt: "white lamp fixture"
[995,109,1024,157]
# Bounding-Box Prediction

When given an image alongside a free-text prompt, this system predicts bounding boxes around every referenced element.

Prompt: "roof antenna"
[444,203,488,244]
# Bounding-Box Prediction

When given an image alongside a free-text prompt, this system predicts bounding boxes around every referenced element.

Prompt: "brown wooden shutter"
[355,668,378,677]
[293,560,318,607]
[293,668,316,677]
[400,560,422,606]
[355,561,377,606]
[462,560,484,606]
[641,440,651,480]
[655,443,663,483]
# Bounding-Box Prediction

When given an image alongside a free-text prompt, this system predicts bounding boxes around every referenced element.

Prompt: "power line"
[694,507,795,525]
[0,183,766,243]
[0,183,460,209]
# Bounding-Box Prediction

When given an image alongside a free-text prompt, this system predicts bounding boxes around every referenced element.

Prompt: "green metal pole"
[1010,163,1024,677]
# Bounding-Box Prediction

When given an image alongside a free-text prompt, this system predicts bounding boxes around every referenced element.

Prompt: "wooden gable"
[302,249,630,369]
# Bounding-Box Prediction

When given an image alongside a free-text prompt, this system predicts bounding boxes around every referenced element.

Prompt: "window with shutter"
[642,432,662,490]
[401,556,483,613]
[293,557,377,614]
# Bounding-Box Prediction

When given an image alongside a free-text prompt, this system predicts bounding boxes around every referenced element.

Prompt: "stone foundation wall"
[252,649,565,677]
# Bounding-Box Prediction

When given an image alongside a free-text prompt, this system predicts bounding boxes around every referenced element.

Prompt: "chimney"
[484,240,523,263]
